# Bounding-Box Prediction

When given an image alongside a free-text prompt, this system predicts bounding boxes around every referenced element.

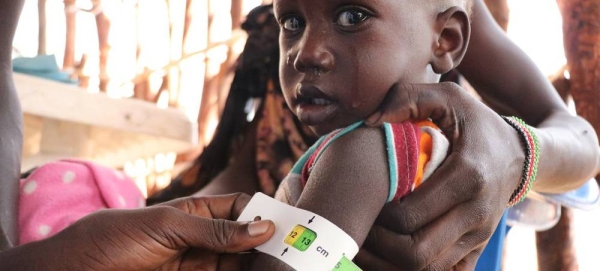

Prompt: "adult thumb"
[184,217,275,253]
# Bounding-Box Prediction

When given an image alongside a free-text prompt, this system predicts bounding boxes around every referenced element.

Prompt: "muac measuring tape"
[237,193,362,271]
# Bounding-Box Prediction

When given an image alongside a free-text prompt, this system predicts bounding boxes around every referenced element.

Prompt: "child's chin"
[309,125,337,136]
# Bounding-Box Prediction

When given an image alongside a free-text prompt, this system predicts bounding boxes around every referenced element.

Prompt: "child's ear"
[430,6,471,74]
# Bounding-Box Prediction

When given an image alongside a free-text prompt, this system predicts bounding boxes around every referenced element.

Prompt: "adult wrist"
[0,235,77,270]
[501,116,540,206]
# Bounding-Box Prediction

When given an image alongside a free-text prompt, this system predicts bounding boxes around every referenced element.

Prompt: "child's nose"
[293,32,334,75]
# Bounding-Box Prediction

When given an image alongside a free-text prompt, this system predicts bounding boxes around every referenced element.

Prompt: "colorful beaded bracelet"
[501,116,540,207]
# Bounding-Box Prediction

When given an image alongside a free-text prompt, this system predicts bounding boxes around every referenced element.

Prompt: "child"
[250,0,474,269]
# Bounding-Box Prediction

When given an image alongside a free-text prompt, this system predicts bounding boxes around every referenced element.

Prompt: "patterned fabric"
[18,160,144,245]
[284,121,449,203]
[145,4,316,203]
[255,81,316,195]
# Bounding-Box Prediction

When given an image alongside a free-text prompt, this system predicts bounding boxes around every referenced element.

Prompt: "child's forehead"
[273,0,436,12]
[274,0,393,7]
[273,0,473,21]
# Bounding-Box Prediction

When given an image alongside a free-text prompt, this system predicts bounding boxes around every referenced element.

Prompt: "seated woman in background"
[148,4,313,203]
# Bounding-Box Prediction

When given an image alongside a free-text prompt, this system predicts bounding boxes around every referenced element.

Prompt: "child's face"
[275,0,437,135]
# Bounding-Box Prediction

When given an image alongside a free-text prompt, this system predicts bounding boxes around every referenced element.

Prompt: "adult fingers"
[376,151,487,234]
[173,249,256,271]
[354,249,398,271]
[186,217,274,253]
[157,193,252,220]
[218,253,257,271]
[366,201,489,269]
[427,246,484,271]
[452,249,483,271]
[151,206,275,253]
[176,248,219,271]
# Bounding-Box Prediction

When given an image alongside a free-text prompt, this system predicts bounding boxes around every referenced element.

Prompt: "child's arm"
[252,127,390,270]
[0,0,26,250]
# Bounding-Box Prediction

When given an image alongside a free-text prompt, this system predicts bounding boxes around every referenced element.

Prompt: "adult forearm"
[531,111,600,193]
[460,0,600,193]
[0,0,26,251]
[459,0,568,125]
[0,236,79,270]
[0,70,22,250]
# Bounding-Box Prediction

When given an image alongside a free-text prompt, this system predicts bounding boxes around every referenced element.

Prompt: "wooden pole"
[197,0,233,146]
[93,0,111,92]
[556,0,600,142]
[37,0,47,55]
[536,207,579,271]
[231,0,243,30]
[167,0,186,107]
[63,0,76,70]
[133,0,148,100]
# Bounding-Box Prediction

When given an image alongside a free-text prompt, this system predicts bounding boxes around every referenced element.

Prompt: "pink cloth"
[18,159,145,245]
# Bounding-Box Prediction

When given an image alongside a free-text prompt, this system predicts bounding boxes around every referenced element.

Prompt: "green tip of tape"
[333,256,362,271]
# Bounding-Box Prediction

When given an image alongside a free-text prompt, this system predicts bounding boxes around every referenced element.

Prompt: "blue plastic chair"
[475,178,599,271]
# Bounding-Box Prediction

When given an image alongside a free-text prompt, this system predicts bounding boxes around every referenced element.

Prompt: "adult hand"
[358,82,525,270]
[53,193,273,270]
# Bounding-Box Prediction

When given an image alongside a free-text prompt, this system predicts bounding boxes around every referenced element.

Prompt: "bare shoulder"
[323,126,387,166]
[297,126,390,244]
[308,126,389,195]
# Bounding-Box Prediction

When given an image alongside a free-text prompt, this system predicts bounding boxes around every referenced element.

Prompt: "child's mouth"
[295,85,337,126]
[307,98,332,106]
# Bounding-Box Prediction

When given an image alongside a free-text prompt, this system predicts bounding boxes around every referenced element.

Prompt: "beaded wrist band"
[501,116,540,207]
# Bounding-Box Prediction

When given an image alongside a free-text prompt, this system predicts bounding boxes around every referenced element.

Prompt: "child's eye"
[336,10,369,27]
[281,16,304,32]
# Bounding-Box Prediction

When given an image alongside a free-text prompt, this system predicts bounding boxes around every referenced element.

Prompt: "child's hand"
[359,82,525,270]
[49,193,274,270]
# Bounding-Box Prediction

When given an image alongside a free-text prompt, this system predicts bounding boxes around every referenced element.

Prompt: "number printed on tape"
[284,225,317,251]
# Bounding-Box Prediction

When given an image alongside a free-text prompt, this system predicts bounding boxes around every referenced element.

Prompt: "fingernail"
[365,113,381,125]
[248,220,270,237]
[365,118,377,126]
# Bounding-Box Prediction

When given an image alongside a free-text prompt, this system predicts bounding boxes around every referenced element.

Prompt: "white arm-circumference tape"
[237,193,360,271]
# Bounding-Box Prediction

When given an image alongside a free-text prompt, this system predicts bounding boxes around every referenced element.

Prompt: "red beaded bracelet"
[501,116,540,207]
